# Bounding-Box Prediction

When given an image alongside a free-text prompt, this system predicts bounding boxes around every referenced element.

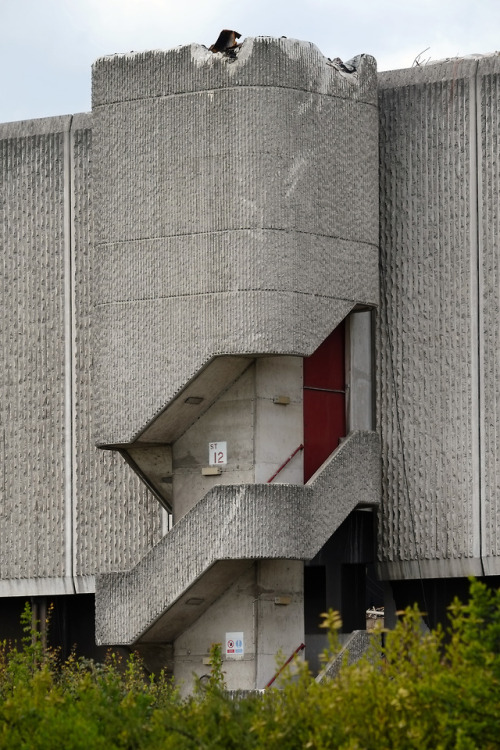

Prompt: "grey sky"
[1,0,500,123]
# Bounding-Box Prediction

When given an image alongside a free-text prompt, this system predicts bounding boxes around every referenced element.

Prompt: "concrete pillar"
[255,358,303,485]
[254,560,304,689]
[347,311,374,432]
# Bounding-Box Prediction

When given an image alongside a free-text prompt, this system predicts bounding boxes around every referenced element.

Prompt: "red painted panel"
[303,322,346,482]
[303,391,346,481]
[303,324,345,391]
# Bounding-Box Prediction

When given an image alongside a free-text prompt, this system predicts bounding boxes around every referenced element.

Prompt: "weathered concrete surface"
[347,311,374,432]
[0,117,69,590]
[70,114,164,583]
[92,37,379,446]
[95,430,380,645]
[170,356,303,521]
[477,55,500,576]
[316,630,380,682]
[378,59,479,579]
[0,116,164,597]
[172,364,255,521]
[254,357,304,484]
[254,560,304,689]
[173,560,304,694]
[377,55,500,579]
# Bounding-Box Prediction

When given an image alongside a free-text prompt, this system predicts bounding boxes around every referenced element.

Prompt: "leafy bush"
[0,580,499,749]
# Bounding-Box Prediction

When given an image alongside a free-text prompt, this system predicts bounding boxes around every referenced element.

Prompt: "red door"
[303,323,346,482]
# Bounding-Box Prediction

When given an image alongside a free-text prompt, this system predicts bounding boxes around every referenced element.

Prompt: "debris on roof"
[329,55,362,73]
[209,30,242,54]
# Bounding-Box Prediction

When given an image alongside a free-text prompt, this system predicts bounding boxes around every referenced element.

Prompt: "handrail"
[265,642,306,688]
[266,444,304,484]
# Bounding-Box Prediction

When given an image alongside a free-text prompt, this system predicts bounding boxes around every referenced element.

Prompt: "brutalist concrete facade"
[378,55,500,582]
[4,34,500,690]
[0,115,164,599]
[1,38,381,690]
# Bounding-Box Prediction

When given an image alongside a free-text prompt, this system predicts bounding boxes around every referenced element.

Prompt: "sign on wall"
[209,441,227,466]
[225,631,244,658]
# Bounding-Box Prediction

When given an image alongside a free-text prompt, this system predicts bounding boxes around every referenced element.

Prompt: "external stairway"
[96,430,379,646]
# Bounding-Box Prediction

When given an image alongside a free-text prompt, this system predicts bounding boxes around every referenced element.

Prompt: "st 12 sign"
[209,441,227,466]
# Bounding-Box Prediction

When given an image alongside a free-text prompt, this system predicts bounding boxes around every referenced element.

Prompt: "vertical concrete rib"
[469,62,482,566]
[71,115,164,584]
[477,56,500,574]
[63,115,76,590]
[0,118,70,591]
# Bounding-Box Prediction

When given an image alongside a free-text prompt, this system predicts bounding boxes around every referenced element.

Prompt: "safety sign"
[225,631,244,658]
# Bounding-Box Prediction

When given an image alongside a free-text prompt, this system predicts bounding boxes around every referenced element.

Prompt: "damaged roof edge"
[91,37,377,110]
[93,35,375,75]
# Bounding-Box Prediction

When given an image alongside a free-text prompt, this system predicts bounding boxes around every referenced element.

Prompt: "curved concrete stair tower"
[91,37,380,683]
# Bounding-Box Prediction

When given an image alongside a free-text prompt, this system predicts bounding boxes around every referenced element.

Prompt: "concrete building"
[1,36,499,690]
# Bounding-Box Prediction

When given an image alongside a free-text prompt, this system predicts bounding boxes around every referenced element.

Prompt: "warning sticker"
[225,631,244,658]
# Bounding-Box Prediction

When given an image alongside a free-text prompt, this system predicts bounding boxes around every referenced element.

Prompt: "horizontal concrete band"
[0,113,91,139]
[0,576,95,598]
[378,556,500,580]
[377,559,485,581]
[95,232,378,306]
[378,53,500,92]
[95,430,380,645]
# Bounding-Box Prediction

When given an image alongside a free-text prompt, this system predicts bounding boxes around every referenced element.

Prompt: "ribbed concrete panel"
[70,115,163,580]
[92,38,377,108]
[92,38,379,445]
[478,56,500,574]
[95,431,380,645]
[93,90,377,247]
[0,117,69,581]
[96,232,377,304]
[378,61,480,578]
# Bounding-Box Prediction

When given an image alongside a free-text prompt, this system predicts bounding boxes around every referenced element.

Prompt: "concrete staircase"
[95,430,380,646]
[316,629,382,682]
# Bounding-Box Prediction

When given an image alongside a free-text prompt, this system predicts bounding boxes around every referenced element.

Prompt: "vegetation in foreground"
[0,579,499,749]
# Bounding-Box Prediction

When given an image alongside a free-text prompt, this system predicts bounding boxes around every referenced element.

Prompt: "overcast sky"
[2,0,500,123]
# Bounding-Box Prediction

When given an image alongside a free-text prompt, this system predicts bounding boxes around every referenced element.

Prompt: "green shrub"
[0,581,499,749]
